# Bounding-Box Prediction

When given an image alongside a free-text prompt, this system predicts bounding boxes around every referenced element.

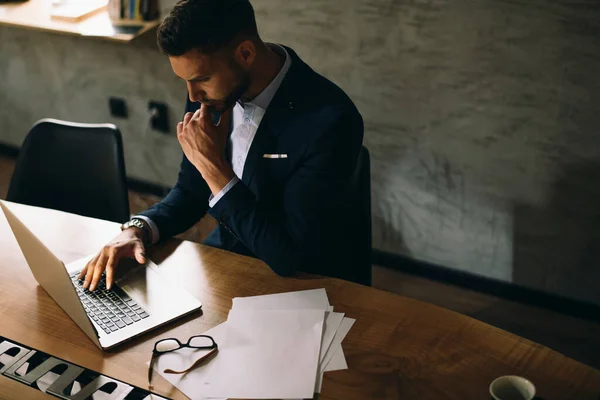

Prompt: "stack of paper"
[152,289,355,399]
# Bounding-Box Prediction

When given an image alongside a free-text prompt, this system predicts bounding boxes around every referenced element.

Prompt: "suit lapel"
[241,47,306,187]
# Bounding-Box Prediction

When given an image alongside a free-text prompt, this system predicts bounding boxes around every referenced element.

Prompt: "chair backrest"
[349,146,372,286]
[7,119,130,223]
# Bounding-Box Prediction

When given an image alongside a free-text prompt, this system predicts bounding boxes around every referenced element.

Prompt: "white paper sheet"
[232,288,331,311]
[232,288,343,365]
[322,317,355,372]
[325,344,348,371]
[319,312,344,362]
[203,309,325,399]
[150,323,228,400]
[231,289,348,394]
[314,342,349,394]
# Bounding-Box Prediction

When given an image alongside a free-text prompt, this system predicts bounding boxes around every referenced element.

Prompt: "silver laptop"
[0,201,202,350]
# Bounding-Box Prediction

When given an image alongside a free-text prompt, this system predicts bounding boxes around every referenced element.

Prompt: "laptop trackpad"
[115,259,185,318]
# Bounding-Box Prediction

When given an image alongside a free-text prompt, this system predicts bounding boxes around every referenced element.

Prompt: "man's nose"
[187,83,205,103]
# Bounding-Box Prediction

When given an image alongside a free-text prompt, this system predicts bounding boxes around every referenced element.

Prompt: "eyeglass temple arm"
[163,347,218,374]
[148,352,157,388]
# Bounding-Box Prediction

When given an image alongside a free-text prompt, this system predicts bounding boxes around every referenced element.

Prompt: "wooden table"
[1,201,599,400]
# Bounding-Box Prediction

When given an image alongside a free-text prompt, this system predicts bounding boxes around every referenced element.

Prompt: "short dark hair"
[157,0,258,56]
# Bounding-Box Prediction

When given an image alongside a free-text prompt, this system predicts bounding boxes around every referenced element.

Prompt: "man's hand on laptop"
[78,227,147,292]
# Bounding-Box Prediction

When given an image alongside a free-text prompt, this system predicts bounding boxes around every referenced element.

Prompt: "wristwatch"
[121,218,150,245]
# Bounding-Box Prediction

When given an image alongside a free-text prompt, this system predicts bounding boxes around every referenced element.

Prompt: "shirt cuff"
[133,215,160,245]
[209,177,239,208]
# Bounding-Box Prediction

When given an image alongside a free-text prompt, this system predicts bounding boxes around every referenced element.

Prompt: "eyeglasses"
[148,335,218,389]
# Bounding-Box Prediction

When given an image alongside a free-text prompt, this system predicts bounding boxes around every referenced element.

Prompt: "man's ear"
[235,40,256,68]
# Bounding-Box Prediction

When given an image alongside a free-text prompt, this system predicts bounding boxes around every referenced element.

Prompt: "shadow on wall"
[512,161,600,305]
[372,213,412,258]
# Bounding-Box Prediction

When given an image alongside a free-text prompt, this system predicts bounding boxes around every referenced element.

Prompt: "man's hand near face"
[177,106,235,196]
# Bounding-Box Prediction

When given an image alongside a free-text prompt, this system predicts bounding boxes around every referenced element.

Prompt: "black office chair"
[7,118,130,223]
[349,146,372,286]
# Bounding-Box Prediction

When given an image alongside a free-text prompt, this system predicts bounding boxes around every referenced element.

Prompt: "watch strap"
[121,218,150,245]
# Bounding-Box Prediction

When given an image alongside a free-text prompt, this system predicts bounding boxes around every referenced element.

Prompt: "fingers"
[180,109,201,141]
[88,252,108,292]
[105,254,116,290]
[78,256,96,280]
[192,107,201,120]
[198,105,215,129]
[176,122,185,148]
[183,111,194,127]
[82,255,99,289]
[199,104,209,120]
[134,242,147,264]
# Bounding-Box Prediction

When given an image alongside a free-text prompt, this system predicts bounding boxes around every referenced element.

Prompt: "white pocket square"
[263,154,288,159]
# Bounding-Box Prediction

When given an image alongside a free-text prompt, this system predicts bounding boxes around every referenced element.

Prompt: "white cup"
[489,375,536,400]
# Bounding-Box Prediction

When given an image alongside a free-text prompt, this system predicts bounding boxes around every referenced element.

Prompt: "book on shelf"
[107,0,120,19]
[107,0,158,22]
[134,0,140,20]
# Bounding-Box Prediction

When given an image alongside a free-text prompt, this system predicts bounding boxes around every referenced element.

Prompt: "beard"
[201,63,251,112]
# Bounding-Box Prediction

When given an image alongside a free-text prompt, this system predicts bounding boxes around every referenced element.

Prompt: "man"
[79,0,365,292]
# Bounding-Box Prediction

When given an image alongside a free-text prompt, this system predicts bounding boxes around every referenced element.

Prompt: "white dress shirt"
[137,44,292,245]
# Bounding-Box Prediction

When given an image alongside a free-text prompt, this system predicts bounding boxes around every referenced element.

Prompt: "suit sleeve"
[138,99,211,241]
[207,107,364,276]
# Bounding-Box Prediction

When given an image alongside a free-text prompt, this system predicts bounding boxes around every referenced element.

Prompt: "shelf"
[0,0,159,43]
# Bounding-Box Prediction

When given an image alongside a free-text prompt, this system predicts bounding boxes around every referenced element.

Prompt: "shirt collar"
[244,43,292,110]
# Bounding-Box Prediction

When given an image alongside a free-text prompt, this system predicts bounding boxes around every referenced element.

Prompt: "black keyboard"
[70,273,150,335]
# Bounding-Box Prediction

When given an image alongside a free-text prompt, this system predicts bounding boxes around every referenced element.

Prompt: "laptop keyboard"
[70,273,150,335]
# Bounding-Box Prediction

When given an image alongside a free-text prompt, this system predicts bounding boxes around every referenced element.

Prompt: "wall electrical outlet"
[148,101,169,133]
[109,97,127,118]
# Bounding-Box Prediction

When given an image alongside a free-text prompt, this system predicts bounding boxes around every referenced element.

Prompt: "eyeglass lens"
[188,336,214,348]
[155,339,181,353]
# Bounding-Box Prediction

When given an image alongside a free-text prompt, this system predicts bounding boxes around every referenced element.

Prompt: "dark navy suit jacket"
[140,46,365,283]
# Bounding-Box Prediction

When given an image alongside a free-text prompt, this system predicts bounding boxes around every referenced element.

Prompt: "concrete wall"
[1,0,600,304]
